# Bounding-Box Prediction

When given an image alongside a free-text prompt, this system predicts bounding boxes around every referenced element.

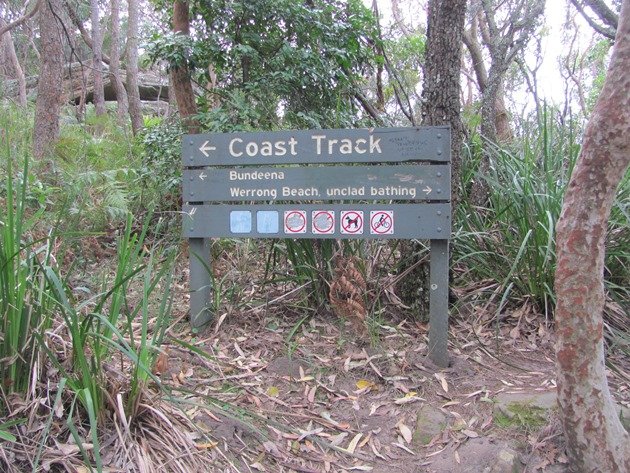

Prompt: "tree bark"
[420,0,466,202]
[126,0,143,134]
[170,0,199,134]
[398,0,466,335]
[0,18,27,107]
[90,0,105,116]
[554,0,630,470]
[33,0,64,159]
[109,0,128,120]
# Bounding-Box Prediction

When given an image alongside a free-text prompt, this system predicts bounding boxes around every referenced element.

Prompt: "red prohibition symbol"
[341,211,363,234]
[312,210,334,234]
[284,210,307,233]
[370,211,393,234]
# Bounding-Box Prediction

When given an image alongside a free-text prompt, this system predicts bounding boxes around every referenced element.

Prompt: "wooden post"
[189,237,212,328]
[428,238,449,367]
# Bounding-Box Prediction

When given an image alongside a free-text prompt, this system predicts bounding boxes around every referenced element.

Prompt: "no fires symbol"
[341,211,363,234]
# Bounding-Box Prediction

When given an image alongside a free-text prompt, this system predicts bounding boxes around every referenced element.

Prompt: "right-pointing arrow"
[423,186,432,194]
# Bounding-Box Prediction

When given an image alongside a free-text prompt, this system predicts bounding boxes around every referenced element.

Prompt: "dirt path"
[159,274,629,473]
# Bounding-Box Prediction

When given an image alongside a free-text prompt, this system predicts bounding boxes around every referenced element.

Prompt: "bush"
[454,108,629,317]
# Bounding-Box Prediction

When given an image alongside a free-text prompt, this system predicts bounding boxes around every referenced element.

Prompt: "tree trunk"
[33,0,64,159]
[398,0,466,334]
[554,0,630,470]
[126,0,143,134]
[171,0,199,134]
[420,0,466,204]
[0,18,27,107]
[90,0,105,116]
[110,0,128,120]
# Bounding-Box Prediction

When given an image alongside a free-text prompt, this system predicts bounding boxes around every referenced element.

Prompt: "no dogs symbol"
[340,211,364,234]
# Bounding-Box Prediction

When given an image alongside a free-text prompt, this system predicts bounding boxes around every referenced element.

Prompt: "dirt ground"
[158,258,630,473]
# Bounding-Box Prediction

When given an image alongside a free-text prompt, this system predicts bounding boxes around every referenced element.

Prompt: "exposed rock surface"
[2,61,169,104]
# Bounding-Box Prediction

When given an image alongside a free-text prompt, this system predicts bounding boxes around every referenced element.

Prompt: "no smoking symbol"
[312,210,335,235]
[370,211,394,235]
[340,211,364,234]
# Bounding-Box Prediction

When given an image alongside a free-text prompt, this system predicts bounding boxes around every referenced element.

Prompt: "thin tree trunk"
[171,0,199,134]
[33,0,64,159]
[110,0,128,120]
[126,0,143,134]
[555,0,630,470]
[90,0,105,116]
[0,18,27,107]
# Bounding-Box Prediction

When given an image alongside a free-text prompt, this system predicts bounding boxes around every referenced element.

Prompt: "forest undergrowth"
[0,104,628,471]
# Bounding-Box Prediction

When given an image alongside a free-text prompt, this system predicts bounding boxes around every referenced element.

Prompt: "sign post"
[182,126,452,367]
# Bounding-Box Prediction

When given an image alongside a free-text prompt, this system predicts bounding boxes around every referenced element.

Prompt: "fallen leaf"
[394,392,423,405]
[345,433,363,454]
[356,379,376,390]
[461,429,479,438]
[267,386,280,397]
[454,450,461,463]
[434,373,448,392]
[398,423,413,444]
[307,385,317,403]
[196,441,218,449]
[329,432,349,446]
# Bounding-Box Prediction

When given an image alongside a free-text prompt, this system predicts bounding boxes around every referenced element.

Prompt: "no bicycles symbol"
[370,211,394,235]
[312,210,335,234]
[340,211,364,234]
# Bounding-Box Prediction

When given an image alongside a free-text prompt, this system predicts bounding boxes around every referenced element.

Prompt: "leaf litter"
[2,252,629,473]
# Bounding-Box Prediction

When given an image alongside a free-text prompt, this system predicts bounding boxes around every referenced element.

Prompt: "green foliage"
[455,107,629,316]
[0,160,56,394]
[137,117,184,210]
[52,110,141,229]
[146,0,380,130]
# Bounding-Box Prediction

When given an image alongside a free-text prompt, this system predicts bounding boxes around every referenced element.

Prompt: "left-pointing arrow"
[199,172,207,180]
[199,140,216,157]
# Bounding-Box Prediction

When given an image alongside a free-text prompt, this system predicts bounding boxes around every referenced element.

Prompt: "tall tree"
[464,0,544,204]
[398,0,466,362]
[421,0,467,197]
[171,0,199,133]
[554,0,630,469]
[90,0,105,116]
[110,0,128,120]
[126,0,143,134]
[33,0,64,159]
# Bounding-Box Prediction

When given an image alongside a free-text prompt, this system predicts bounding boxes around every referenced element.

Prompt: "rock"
[484,448,522,473]
[3,61,171,105]
[414,404,447,446]
[494,391,556,428]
